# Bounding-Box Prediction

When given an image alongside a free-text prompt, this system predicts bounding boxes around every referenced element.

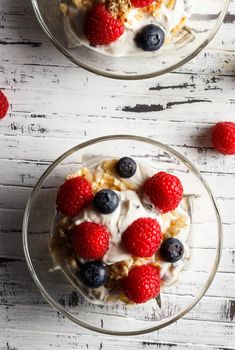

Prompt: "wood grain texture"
[0,0,235,348]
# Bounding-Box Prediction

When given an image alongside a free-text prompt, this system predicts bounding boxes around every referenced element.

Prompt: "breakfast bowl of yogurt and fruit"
[23,135,222,335]
[31,0,229,79]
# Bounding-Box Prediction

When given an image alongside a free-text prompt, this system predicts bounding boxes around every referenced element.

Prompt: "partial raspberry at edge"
[143,171,183,213]
[122,217,162,257]
[212,121,235,155]
[84,3,124,45]
[56,176,93,217]
[0,90,9,120]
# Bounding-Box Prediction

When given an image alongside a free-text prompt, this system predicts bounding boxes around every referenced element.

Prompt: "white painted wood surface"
[0,0,235,348]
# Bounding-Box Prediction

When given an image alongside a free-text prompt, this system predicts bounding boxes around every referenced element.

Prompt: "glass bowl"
[23,135,222,335]
[31,0,229,79]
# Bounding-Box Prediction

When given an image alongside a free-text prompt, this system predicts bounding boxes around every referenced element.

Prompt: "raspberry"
[0,90,9,120]
[122,218,162,257]
[143,171,183,213]
[121,265,160,303]
[72,221,110,260]
[212,122,235,155]
[131,0,154,8]
[56,176,93,217]
[84,3,124,45]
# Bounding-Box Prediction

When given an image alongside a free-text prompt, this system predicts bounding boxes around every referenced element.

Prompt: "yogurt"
[61,0,195,57]
[50,158,191,305]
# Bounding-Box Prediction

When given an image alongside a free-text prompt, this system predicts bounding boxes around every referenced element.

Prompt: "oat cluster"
[106,0,131,22]
[66,159,137,193]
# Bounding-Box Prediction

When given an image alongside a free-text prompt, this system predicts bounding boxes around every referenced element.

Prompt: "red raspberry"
[72,221,110,260]
[56,176,93,217]
[131,0,154,8]
[122,218,162,257]
[212,122,235,155]
[144,171,183,213]
[121,264,160,303]
[0,90,9,120]
[84,3,124,45]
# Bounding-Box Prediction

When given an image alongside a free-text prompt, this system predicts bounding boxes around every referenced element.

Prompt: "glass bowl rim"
[31,0,229,80]
[22,134,223,335]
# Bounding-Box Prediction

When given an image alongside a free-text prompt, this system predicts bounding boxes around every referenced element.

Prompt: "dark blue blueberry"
[116,157,137,178]
[93,189,119,214]
[136,25,165,52]
[80,261,107,288]
[159,238,184,263]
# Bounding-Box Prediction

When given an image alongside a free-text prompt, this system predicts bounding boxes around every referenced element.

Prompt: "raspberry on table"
[212,121,235,155]
[84,3,124,46]
[72,221,110,260]
[143,171,183,213]
[121,264,160,303]
[0,90,9,120]
[122,217,162,257]
[56,176,93,217]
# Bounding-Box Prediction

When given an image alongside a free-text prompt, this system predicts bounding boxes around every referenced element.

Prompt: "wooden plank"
[0,132,235,175]
[0,304,235,347]
[0,113,234,146]
[1,204,234,243]
[0,255,234,300]
[1,172,235,207]
[1,88,235,124]
[0,328,234,350]
[0,227,234,273]
[1,166,235,199]
[0,63,235,100]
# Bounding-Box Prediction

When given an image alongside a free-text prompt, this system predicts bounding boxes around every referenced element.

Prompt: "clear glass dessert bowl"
[31,0,229,79]
[23,135,222,335]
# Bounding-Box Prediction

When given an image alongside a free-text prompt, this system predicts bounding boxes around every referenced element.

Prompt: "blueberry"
[136,25,165,52]
[80,261,107,288]
[116,157,137,178]
[159,238,184,263]
[93,189,119,214]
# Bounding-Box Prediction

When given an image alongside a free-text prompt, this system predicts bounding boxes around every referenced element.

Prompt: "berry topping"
[159,238,184,263]
[136,24,165,52]
[93,189,119,214]
[84,3,124,46]
[72,221,110,260]
[56,176,93,217]
[143,171,183,213]
[121,265,160,303]
[131,0,154,8]
[80,261,108,288]
[212,121,235,155]
[0,90,9,120]
[116,157,137,178]
[122,218,162,257]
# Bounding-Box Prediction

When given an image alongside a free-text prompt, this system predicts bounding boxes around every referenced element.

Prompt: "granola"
[50,157,191,305]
